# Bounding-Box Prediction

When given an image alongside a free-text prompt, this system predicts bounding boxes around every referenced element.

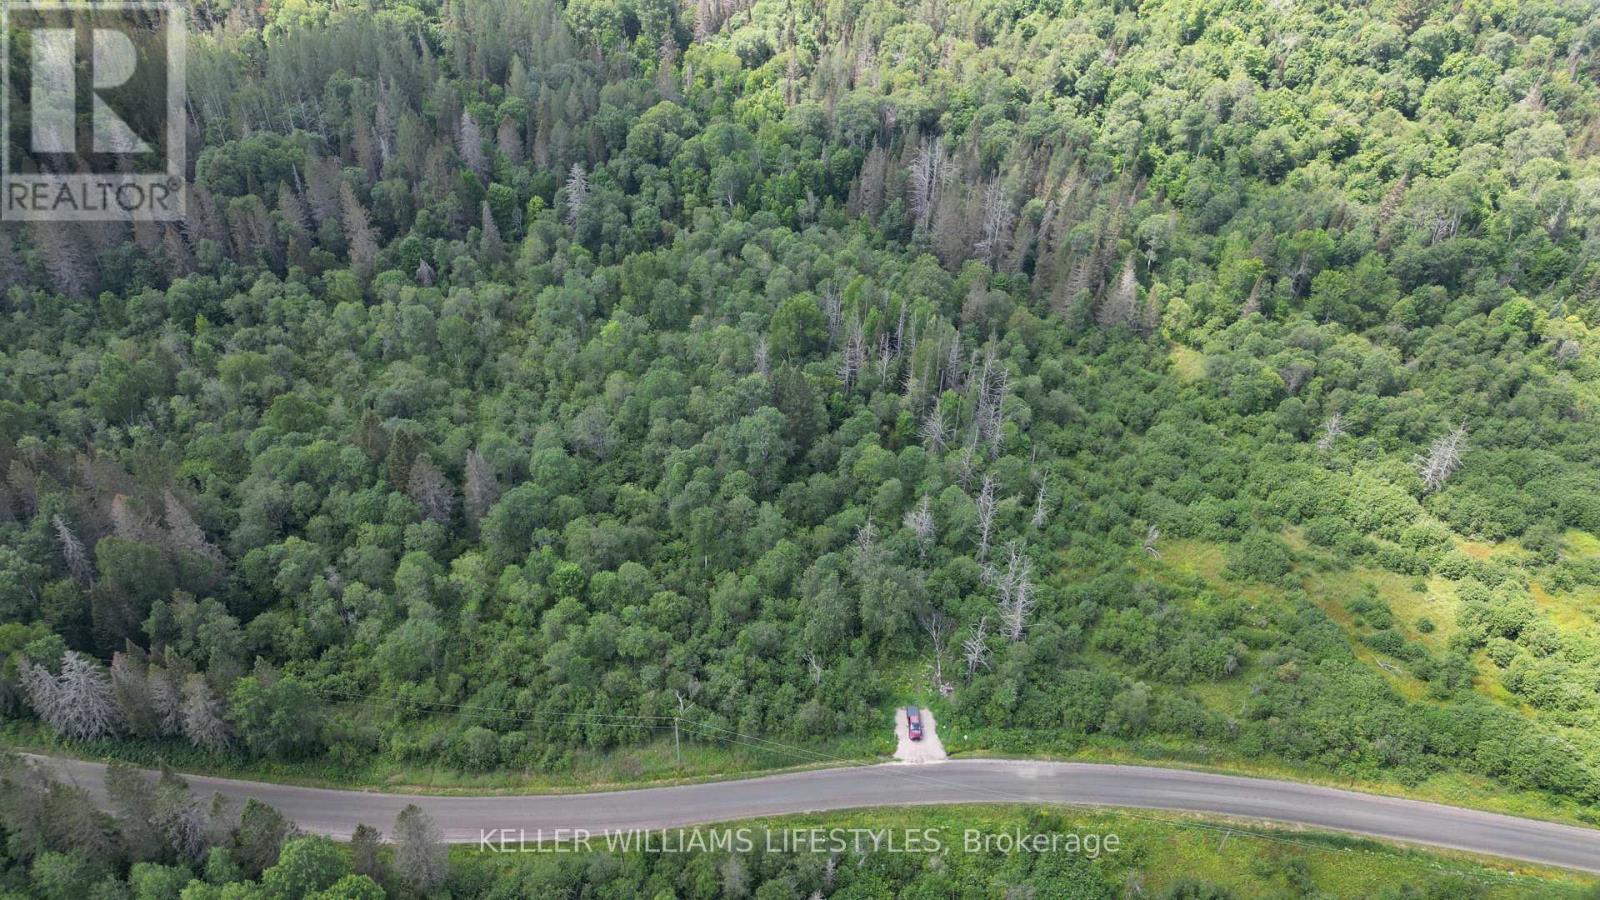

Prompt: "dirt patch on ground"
[892,706,947,764]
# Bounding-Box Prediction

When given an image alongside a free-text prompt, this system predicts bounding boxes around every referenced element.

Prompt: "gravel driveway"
[892,706,948,763]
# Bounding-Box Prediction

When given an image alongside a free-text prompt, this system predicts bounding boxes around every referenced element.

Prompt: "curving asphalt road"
[25,754,1600,873]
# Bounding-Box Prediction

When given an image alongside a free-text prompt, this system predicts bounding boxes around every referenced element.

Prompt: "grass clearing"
[1530,581,1598,637]
[1566,530,1600,558]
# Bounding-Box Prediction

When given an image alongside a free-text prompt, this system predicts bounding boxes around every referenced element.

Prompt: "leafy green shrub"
[1364,629,1405,655]
[1224,531,1294,584]
[454,726,502,770]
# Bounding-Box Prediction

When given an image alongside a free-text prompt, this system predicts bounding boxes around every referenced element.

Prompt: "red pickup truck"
[905,706,923,741]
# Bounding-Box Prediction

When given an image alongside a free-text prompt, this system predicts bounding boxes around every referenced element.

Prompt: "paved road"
[25,755,1600,872]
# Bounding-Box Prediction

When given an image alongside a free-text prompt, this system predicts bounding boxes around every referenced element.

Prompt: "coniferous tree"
[22,652,122,741]
[393,804,448,892]
[340,182,379,282]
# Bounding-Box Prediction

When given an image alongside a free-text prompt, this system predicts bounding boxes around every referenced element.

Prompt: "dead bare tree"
[1030,482,1050,529]
[974,475,997,560]
[801,648,823,684]
[962,617,992,678]
[992,543,1036,642]
[149,666,183,736]
[1097,253,1141,331]
[919,609,954,697]
[407,457,456,523]
[153,769,210,863]
[1315,412,1346,451]
[164,490,222,562]
[820,284,843,344]
[903,496,936,556]
[181,675,232,753]
[564,163,589,228]
[753,336,770,377]
[954,435,979,490]
[941,332,963,391]
[908,137,943,233]
[975,180,1015,267]
[111,494,157,542]
[852,518,880,580]
[1418,425,1468,493]
[52,514,92,587]
[463,448,500,523]
[856,517,877,554]
[1143,524,1161,559]
[838,315,866,388]
[920,397,950,453]
[456,110,487,180]
[22,652,123,741]
[974,356,1011,459]
[394,804,450,892]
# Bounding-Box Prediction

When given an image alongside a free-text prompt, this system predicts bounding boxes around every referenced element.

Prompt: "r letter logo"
[2,1,185,221]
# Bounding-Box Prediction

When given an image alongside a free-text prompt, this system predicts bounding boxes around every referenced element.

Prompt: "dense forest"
[4,0,1600,864]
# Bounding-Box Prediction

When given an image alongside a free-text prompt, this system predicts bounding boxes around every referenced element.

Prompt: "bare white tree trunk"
[919,610,954,697]
[1418,425,1468,493]
[991,544,1036,642]
[838,315,866,388]
[565,163,590,228]
[920,397,949,453]
[753,336,770,377]
[821,284,843,344]
[941,332,963,391]
[956,435,979,490]
[801,648,823,684]
[909,137,943,233]
[53,514,93,586]
[975,180,1015,266]
[903,496,936,556]
[962,616,992,678]
[1030,483,1050,529]
[1143,524,1161,559]
[1315,412,1346,451]
[977,365,1010,458]
[974,475,997,561]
